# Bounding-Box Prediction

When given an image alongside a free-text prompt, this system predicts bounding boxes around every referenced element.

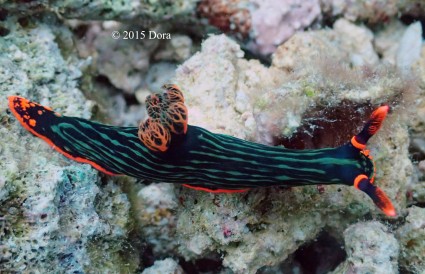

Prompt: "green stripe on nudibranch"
[7,84,396,217]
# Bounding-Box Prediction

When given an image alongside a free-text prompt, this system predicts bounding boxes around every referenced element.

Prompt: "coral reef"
[272,18,380,70]
[197,0,251,38]
[397,206,425,273]
[0,15,135,273]
[1,0,425,273]
[172,32,415,272]
[248,0,321,55]
[320,0,425,23]
[331,221,399,273]
[141,258,184,274]
[1,0,197,20]
[396,21,423,72]
[72,21,161,94]
[197,0,321,55]
[3,0,425,57]
[153,34,193,62]
[133,183,178,255]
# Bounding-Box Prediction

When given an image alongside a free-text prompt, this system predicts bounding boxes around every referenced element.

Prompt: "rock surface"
[0,15,136,273]
[331,221,399,274]
[1,1,424,273]
[397,206,425,273]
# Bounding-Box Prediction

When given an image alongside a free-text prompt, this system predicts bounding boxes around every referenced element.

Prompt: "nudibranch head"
[138,84,188,152]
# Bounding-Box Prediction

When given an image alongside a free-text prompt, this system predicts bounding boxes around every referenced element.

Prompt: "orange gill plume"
[138,118,171,152]
[162,84,185,103]
[138,85,188,151]
[163,102,188,135]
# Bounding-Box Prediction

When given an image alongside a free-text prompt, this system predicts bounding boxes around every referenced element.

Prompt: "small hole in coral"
[0,26,10,37]
[18,17,29,28]
[0,8,8,21]
[293,231,346,273]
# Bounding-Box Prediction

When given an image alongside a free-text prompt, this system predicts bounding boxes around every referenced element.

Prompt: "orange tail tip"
[354,175,396,217]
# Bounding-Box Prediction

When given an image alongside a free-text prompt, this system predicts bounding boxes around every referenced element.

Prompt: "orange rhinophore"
[367,105,389,135]
[354,176,396,217]
[351,105,390,148]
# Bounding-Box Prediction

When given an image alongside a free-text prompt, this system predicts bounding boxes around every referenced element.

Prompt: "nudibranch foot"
[138,85,188,152]
[182,184,249,193]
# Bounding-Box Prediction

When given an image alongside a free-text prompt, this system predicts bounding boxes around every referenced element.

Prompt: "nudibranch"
[8,84,396,216]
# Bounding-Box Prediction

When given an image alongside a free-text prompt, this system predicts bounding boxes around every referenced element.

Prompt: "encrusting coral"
[397,206,425,273]
[171,31,416,272]
[1,1,425,273]
[0,15,137,273]
[331,221,399,273]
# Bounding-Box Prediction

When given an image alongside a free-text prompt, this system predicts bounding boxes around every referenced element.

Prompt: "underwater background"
[0,0,425,273]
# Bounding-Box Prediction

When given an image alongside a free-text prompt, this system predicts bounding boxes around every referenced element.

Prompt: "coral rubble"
[397,206,425,273]
[1,1,425,273]
[0,15,135,273]
[331,221,399,273]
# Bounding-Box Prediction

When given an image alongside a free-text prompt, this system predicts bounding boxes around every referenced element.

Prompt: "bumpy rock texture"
[141,258,184,274]
[1,1,425,273]
[0,16,136,273]
[331,221,399,274]
[1,0,198,20]
[397,206,425,273]
[134,183,178,256]
[172,30,416,273]
[4,0,424,56]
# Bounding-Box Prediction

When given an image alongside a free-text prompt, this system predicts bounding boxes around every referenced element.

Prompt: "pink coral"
[198,0,321,55]
[249,0,321,55]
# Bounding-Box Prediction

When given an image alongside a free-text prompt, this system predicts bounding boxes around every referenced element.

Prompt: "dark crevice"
[0,25,10,36]
[0,8,8,21]
[400,15,425,39]
[275,101,376,149]
[179,256,223,274]
[293,231,346,274]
